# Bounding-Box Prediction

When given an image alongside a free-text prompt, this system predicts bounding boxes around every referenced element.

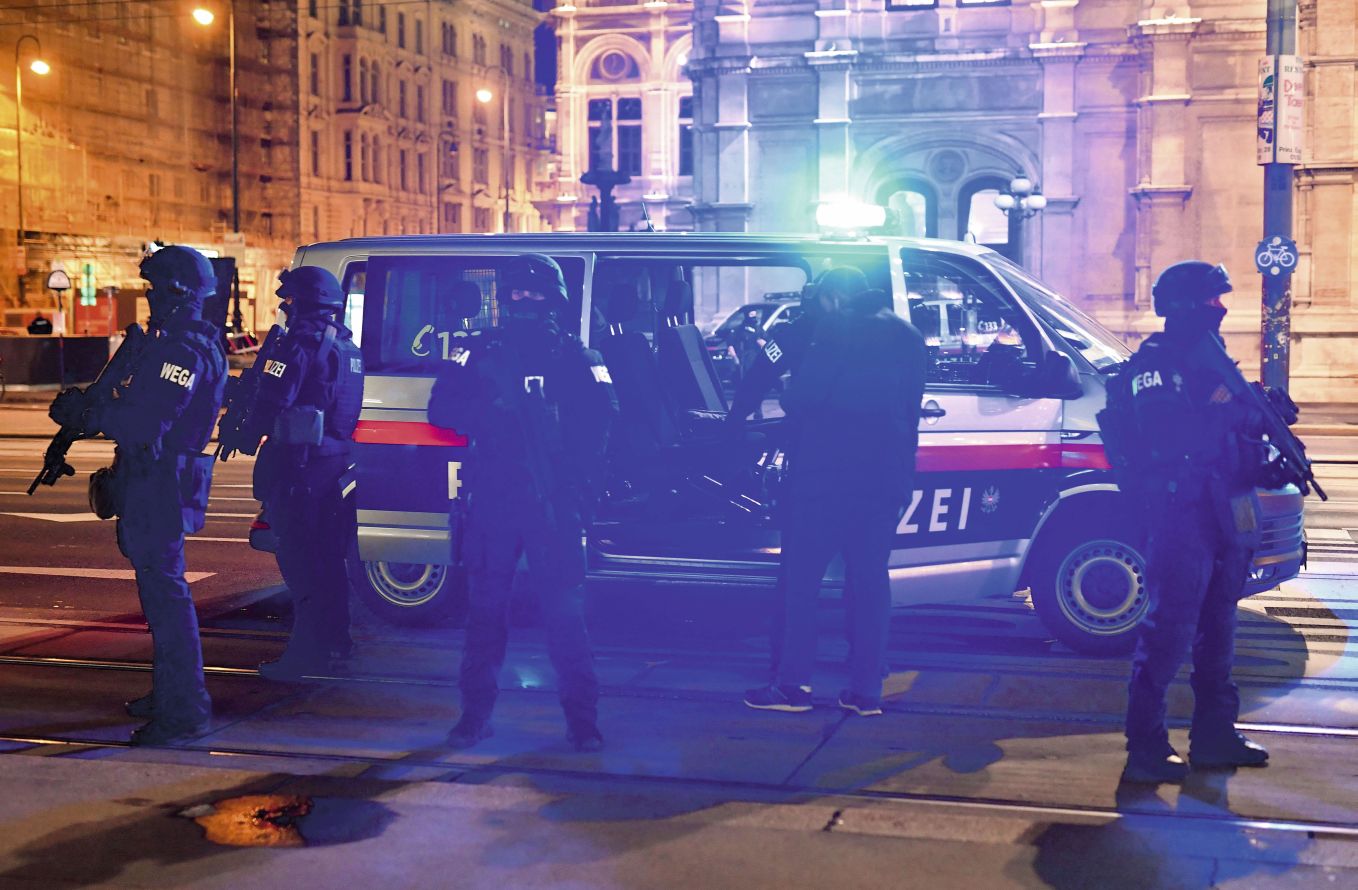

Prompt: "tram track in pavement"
[1,726,1357,841]
[3,650,1357,739]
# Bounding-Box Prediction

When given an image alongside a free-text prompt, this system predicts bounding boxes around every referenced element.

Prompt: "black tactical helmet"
[139,245,216,301]
[502,253,568,310]
[1152,261,1232,318]
[277,265,345,314]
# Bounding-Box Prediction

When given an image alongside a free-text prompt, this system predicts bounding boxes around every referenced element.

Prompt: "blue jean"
[776,489,901,704]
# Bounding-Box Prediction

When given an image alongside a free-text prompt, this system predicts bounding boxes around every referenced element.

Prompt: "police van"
[287,232,1305,656]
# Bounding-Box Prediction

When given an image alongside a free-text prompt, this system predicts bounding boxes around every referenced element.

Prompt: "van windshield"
[988,257,1130,371]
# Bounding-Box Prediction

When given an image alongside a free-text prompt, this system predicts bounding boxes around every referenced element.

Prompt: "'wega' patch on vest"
[263,359,288,378]
[1131,369,1162,396]
[160,362,196,389]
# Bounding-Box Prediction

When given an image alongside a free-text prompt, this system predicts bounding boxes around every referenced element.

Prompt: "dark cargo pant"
[1125,494,1253,753]
[118,519,211,728]
[270,451,355,659]
[458,492,598,733]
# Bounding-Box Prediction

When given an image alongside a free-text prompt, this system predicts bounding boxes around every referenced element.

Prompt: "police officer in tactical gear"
[48,245,227,745]
[234,266,364,680]
[744,267,928,715]
[1117,260,1272,783]
[428,253,617,751]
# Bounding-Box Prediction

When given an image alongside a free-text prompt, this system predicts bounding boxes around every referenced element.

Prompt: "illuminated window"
[677,95,693,177]
[885,0,936,8]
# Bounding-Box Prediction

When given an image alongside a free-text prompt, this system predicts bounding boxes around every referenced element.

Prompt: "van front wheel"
[1027,524,1149,657]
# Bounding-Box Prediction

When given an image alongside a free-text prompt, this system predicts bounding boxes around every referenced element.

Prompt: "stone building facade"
[0,1,300,331]
[298,0,553,245]
[686,0,1358,402]
[541,0,696,231]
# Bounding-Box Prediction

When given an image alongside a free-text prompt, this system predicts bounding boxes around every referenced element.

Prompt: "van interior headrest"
[597,266,642,325]
[449,280,484,320]
[663,271,693,321]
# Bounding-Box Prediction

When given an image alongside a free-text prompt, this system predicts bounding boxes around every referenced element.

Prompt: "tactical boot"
[447,717,494,750]
[124,693,154,720]
[1121,747,1190,784]
[567,721,605,753]
[130,718,210,748]
[1190,731,1269,769]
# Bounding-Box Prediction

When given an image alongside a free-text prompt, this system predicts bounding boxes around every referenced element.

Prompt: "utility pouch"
[273,406,325,446]
[88,458,125,520]
[1213,485,1261,554]
[177,452,217,534]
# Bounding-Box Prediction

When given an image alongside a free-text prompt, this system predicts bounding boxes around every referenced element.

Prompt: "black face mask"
[1167,304,1227,339]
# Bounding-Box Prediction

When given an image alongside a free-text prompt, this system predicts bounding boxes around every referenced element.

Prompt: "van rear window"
[361,254,585,372]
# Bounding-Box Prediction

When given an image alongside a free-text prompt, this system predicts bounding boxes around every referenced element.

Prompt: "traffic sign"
[1255,236,1298,276]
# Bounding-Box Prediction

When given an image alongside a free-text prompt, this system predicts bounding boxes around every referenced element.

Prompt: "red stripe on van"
[353,420,468,447]
[916,443,1109,472]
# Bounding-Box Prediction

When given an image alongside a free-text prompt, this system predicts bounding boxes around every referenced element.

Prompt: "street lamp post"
[13,35,51,307]
[992,174,1047,266]
[476,71,513,233]
[193,4,239,233]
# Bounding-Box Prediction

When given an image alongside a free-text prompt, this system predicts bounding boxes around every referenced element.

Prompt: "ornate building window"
[677,95,693,177]
[500,44,514,76]
[397,13,407,49]
[342,54,353,102]
[400,149,409,190]
[399,80,408,118]
[359,58,369,103]
[473,34,487,66]
[310,53,320,96]
[443,203,462,232]
[370,63,379,105]
[360,133,370,181]
[588,97,642,176]
[473,207,491,232]
[473,148,489,184]
[442,79,458,117]
[343,131,354,181]
[415,19,424,54]
[373,137,383,183]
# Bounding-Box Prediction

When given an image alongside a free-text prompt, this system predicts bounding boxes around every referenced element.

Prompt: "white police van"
[287,232,1305,656]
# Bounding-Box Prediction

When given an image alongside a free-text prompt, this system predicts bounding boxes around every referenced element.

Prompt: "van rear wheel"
[346,549,468,627]
[1027,520,1149,657]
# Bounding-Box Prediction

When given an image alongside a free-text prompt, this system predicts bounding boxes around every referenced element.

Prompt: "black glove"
[1256,458,1294,490]
[48,387,90,431]
[1261,385,1300,427]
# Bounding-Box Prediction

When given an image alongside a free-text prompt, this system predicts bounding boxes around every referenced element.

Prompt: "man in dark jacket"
[48,246,226,745]
[744,267,928,715]
[428,254,617,751]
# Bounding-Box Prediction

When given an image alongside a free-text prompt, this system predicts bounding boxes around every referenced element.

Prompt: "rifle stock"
[28,324,148,496]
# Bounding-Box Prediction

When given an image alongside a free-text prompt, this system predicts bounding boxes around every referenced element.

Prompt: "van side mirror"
[1032,351,1084,400]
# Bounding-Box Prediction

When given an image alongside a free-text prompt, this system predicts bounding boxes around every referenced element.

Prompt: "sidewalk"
[0,644,1355,887]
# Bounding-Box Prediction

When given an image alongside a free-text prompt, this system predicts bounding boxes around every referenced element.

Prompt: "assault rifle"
[216,324,286,461]
[28,324,149,495]
[1192,335,1327,501]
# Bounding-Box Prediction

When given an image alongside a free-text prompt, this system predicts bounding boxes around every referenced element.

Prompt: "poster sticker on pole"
[1258,55,1305,165]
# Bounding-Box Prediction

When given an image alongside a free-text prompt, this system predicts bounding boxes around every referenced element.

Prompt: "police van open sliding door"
[893,247,1065,606]
[347,252,588,625]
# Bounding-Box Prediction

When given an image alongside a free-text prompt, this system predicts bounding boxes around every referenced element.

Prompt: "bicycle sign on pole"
[1255,235,1298,277]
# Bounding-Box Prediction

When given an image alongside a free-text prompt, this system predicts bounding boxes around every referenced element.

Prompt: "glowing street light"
[14,34,51,305]
[193,4,239,233]
[993,173,1046,220]
[476,81,512,232]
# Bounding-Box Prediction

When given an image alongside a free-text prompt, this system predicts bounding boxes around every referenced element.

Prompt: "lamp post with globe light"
[476,75,514,233]
[992,174,1046,267]
[14,34,51,306]
[192,4,239,233]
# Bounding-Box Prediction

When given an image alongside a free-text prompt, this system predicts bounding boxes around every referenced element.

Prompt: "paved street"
[0,408,1356,887]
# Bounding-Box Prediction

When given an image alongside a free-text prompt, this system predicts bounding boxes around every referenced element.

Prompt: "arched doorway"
[957,176,1021,263]
[875,177,939,238]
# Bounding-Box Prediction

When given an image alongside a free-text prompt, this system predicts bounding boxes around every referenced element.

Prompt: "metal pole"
[229,0,240,233]
[14,35,39,307]
[502,71,512,233]
[1261,0,1296,390]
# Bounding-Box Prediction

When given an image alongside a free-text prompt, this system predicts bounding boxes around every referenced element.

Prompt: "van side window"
[361,254,585,372]
[900,249,1036,390]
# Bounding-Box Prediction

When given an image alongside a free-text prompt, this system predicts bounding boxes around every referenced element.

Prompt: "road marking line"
[0,512,102,523]
[0,566,214,582]
[209,496,259,502]
[207,512,256,518]
[188,537,251,543]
